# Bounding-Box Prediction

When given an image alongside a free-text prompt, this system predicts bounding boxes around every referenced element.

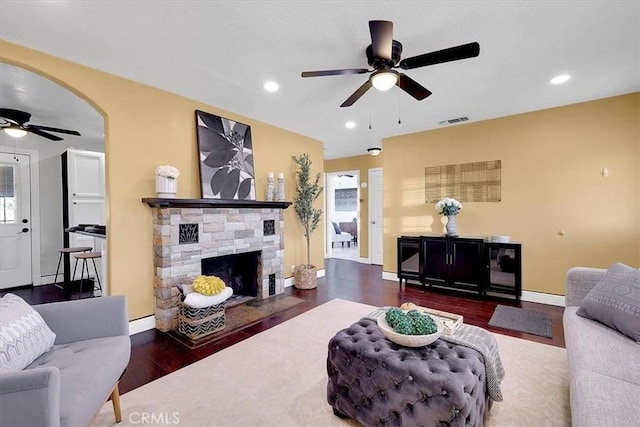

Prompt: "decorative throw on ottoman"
[327,318,490,427]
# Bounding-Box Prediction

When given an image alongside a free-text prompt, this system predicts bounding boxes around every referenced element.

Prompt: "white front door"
[0,153,32,288]
[369,168,383,265]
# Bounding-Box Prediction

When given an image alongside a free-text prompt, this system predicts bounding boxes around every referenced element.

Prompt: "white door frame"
[0,148,41,286]
[368,167,383,266]
[324,170,359,259]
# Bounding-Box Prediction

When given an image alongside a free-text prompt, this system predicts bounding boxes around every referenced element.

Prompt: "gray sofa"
[0,296,131,426]
[563,267,640,426]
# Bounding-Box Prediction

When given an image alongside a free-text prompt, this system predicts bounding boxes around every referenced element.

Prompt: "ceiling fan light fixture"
[3,127,27,138]
[370,70,398,91]
[368,147,382,157]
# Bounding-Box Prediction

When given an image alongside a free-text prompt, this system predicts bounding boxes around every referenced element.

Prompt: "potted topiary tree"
[292,153,323,289]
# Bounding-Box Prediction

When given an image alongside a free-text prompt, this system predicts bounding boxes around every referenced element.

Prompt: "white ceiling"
[0,1,638,159]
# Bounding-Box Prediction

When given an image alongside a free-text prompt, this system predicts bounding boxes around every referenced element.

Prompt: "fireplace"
[201,251,261,300]
[143,198,291,332]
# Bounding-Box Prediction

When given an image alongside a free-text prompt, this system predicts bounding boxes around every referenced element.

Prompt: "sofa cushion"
[564,307,640,386]
[0,294,56,374]
[27,335,130,427]
[576,262,640,342]
[568,369,640,427]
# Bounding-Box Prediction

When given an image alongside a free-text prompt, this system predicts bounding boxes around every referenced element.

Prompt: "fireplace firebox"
[201,251,261,299]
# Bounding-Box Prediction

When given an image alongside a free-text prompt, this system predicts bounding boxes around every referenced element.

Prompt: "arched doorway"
[0,61,105,300]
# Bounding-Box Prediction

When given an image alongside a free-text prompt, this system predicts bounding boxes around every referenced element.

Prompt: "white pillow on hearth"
[183,286,233,308]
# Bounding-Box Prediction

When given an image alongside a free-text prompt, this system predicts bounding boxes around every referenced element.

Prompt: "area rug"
[489,305,553,338]
[92,299,570,426]
[168,293,306,348]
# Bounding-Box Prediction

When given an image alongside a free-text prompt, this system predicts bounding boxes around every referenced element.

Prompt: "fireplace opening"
[201,251,261,302]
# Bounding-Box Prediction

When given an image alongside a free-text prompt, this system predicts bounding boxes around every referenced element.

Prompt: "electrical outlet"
[290,265,296,273]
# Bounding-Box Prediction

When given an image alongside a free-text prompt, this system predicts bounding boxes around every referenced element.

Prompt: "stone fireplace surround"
[143,198,291,332]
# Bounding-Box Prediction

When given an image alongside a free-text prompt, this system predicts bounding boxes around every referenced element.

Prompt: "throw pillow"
[576,262,640,342]
[332,222,341,235]
[0,294,56,373]
[183,287,233,308]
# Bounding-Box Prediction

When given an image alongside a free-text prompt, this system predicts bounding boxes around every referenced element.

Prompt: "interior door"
[0,153,32,288]
[369,168,383,265]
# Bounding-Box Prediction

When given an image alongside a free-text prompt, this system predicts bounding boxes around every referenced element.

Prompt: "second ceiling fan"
[301,20,480,107]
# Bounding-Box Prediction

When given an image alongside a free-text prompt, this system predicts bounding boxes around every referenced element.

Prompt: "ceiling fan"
[0,108,81,141]
[301,20,480,107]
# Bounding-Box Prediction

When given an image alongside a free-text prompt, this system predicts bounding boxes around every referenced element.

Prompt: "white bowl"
[377,312,444,347]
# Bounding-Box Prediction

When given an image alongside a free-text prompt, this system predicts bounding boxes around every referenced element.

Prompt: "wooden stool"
[74,251,102,299]
[49,247,93,302]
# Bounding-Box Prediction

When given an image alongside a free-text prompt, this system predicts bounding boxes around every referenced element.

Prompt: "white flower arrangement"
[436,197,463,216]
[155,165,180,179]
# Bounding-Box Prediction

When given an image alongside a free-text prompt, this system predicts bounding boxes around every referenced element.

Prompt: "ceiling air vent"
[438,116,469,126]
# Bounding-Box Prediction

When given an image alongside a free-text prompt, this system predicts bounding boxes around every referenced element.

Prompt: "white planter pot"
[156,175,178,198]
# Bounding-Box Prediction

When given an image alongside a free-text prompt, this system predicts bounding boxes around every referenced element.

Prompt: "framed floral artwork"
[195,110,256,200]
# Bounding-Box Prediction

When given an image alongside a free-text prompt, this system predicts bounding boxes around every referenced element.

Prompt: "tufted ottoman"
[327,319,489,427]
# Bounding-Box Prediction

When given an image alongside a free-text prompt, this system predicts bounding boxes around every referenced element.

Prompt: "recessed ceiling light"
[263,81,279,92]
[345,121,356,129]
[550,74,571,85]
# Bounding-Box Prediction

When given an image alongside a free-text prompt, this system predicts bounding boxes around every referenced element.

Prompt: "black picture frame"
[195,110,256,200]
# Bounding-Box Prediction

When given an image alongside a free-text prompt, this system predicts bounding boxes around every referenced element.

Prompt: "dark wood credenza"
[397,235,522,301]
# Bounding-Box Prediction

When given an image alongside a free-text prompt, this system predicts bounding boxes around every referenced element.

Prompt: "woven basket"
[178,302,225,340]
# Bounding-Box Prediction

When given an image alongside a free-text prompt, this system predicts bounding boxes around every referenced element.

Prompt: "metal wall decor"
[425,160,501,203]
[179,224,199,244]
[195,110,256,200]
[263,220,275,236]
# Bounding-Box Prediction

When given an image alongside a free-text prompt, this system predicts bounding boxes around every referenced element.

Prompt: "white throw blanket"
[365,307,505,402]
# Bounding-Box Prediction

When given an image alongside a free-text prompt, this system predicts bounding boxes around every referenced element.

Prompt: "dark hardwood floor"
[3,258,565,395]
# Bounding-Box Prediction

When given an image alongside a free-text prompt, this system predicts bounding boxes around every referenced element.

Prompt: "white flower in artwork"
[155,165,180,179]
[435,197,462,216]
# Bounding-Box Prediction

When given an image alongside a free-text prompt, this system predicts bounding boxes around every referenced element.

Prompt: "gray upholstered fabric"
[0,367,60,427]
[576,263,640,341]
[28,336,131,426]
[0,296,130,427]
[563,268,640,427]
[327,319,488,427]
[34,295,129,345]
[565,267,607,307]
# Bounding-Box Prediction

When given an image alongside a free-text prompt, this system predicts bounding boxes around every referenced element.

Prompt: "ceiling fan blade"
[301,69,369,78]
[399,42,480,70]
[340,80,373,108]
[397,73,432,101]
[369,20,393,60]
[27,127,63,141]
[29,124,81,136]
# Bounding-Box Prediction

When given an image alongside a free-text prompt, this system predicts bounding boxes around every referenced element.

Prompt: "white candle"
[278,173,284,179]
[268,172,274,178]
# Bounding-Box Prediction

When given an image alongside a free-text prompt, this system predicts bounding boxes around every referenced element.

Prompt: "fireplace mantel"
[142,198,291,209]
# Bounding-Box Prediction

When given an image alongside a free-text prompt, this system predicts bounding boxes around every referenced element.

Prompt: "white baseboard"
[383,271,565,307]
[521,291,565,307]
[382,271,398,281]
[129,316,156,335]
[284,268,326,288]
[358,257,371,264]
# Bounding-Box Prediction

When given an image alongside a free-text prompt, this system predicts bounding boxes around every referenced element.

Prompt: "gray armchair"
[0,296,131,426]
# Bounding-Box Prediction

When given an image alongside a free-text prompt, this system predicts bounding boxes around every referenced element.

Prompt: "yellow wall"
[1,39,324,320]
[325,154,383,258]
[383,93,639,295]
